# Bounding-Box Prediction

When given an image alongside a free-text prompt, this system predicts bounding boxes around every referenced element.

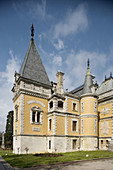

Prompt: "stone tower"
[12,25,52,154]
[80,59,98,150]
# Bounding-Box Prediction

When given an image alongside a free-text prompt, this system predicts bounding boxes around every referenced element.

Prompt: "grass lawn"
[0,150,113,168]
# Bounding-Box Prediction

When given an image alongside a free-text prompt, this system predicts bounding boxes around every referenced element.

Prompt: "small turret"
[83,59,94,94]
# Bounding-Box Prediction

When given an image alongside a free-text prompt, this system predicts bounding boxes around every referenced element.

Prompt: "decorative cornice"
[80,93,98,99]
[99,116,113,121]
[80,136,98,138]
[80,114,98,118]
[98,95,113,103]
[13,89,49,102]
[47,111,79,117]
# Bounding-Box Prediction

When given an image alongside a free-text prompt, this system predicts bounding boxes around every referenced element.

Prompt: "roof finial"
[105,75,106,80]
[86,58,91,75]
[31,24,34,40]
[87,58,90,68]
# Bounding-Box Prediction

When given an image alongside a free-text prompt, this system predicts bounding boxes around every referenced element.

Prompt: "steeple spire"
[110,72,112,78]
[86,58,91,75]
[87,58,90,68]
[83,59,94,94]
[31,24,34,40]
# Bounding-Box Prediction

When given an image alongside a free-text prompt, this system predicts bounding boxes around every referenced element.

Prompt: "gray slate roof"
[98,78,113,94]
[19,39,51,86]
[82,74,93,94]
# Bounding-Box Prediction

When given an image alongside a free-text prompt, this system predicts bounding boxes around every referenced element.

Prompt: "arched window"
[31,107,43,124]
[58,101,63,108]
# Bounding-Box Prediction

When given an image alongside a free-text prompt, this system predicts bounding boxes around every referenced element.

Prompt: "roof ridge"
[19,41,32,75]
[33,41,50,83]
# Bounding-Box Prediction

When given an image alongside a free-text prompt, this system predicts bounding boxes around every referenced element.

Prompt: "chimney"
[56,71,64,94]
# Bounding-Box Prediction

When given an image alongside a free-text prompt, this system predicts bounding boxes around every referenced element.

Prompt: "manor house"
[12,25,113,154]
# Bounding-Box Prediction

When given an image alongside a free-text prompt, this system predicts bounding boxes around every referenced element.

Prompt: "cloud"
[53,39,64,50]
[64,50,107,90]
[54,4,88,38]
[13,0,52,20]
[0,50,20,132]
[53,55,62,66]
[29,0,46,19]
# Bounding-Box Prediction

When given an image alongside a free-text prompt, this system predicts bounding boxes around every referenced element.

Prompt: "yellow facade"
[12,28,113,154]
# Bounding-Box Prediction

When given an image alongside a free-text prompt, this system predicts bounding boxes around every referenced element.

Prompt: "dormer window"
[49,101,53,108]
[58,101,63,108]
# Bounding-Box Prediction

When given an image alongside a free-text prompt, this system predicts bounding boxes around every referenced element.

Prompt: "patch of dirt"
[34,153,63,157]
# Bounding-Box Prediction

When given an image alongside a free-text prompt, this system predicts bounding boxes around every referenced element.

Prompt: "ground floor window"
[106,140,108,147]
[49,140,51,149]
[72,140,77,149]
[101,140,103,148]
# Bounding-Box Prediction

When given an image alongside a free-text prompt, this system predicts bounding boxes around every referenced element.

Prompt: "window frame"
[94,119,97,134]
[94,101,97,112]
[81,119,84,134]
[48,118,52,131]
[81,102,84,112]
[49,140,51,150]
[58,101,63,108]
[72,139,77,150]
[15,105,19,122]
[71,119,78,132]
[31,106,43,124]
[49,101,53,109]
[72,101,77,111]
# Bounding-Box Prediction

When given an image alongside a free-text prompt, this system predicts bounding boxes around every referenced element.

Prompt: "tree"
[4,110,14,149]
[0,132,2,146]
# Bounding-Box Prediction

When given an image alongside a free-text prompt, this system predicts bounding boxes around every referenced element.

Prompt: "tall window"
[49,119,52,131]
[106,140,108,147]
[31,107,42,124]
[81,102,84,112]
[15,105,19,121]
[94,101,97,112]
[72,120,78,132]
[73,140,77,149]
[49,101,53,108]
[32,111,40,123]
[94,119,97,134]
[49,140,51,149]
[81,119,84,134]
[101,140,103,148]
[72,102,77,111]
[58,101,63,108]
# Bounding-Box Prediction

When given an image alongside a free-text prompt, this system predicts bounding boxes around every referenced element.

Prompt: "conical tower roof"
[82,59,94,94]
[19,25,51,87]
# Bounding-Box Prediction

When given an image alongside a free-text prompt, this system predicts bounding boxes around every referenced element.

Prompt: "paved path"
[20,158,113,170]
[0,155,14,170]
[1,155,113,170]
